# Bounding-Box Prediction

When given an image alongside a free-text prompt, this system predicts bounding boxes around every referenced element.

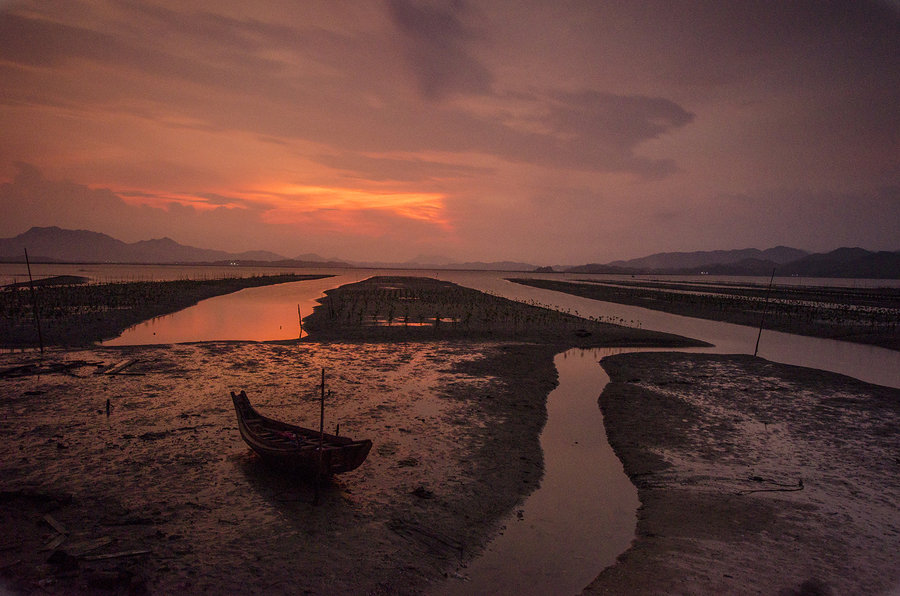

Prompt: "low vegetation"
[302,276,704,347]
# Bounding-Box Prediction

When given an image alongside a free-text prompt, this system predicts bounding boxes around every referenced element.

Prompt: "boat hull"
[231,390,372,475]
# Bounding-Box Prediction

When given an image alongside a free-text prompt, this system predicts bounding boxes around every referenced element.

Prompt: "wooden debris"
[42,514,68,535]
[41,534,67,552]
[82,549,151,561]
[97,359,137,375]
[67,537,114,557]
[1,360,103,378]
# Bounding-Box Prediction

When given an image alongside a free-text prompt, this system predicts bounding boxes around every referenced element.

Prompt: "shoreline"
[2,275,894,593]
[0,274,332,348]
[2,276,701,594]
[586,352,900,595]
[510,278,900,351]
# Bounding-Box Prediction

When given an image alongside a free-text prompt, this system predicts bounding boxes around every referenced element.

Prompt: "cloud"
[0,2,897,263]
[387,0,493,100]
[311,152,493,182]
[0,164,459,260]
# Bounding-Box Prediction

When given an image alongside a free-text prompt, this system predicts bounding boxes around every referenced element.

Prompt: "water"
[103,274,367,345]
[433,347,645,596]
[440,273,900,389]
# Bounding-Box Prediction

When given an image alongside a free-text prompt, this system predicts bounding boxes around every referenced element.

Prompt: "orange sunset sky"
[1,1,898,264]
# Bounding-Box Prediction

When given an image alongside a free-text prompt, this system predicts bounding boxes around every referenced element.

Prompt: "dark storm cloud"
[387,0,493,100]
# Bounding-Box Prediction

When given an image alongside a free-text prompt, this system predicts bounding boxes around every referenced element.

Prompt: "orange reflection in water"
[104,278,340,345]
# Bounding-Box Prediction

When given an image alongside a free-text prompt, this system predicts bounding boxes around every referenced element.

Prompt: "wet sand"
[2,276,896,594]
[586,352,900,595]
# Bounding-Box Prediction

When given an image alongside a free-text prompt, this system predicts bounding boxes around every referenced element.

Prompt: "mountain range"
[565,246,900,278]
[0,226,339,266]
[1,227,898,278]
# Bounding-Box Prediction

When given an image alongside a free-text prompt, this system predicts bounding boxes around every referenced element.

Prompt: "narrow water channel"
[103,273,367,345]
[433,347,643,596]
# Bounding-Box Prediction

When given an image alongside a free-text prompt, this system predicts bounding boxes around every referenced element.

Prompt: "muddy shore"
[0,341,563,595]
[2,275,895,594]
[511,278,900,350]
[0,274,331,348]
[0,276,700,594]
[586,352,900,595]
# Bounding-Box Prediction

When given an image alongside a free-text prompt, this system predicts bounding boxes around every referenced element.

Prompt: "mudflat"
[511,277,900,350]
[0,276,699,594]
[0,274,332,348]
[587,352,900,595]
[1,275,896,594]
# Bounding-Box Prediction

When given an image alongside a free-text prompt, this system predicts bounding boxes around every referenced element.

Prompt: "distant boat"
[231,390,372,475]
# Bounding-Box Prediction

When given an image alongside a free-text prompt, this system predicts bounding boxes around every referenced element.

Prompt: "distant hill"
[351,258,538,271]
[608,246,808,271]
[564,263,639,274]
[777,248,900,279]
[568,246,900,279]
[0,226,289,264]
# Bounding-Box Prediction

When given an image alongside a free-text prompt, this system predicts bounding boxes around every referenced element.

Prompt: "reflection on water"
[103,274,367,346]
[434,347,641,596]
[441,273,900,389]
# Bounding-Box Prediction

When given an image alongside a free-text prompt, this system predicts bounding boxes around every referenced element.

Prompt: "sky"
[0,0,898,265]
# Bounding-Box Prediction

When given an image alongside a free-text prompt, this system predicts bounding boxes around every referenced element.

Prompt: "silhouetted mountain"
[608,246,808,270]
[407,254,456,266]
[671,258,780,276]
[778,248,900,278]
[567,246,900,278]
[208,258,350,268]
[564,263,638,274]
[349,258,538,271]
[292,252,331,262]
[0,227,288,264]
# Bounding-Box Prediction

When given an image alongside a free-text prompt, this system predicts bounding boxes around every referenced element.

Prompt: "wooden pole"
[313,368,326,506]
[297,304,303,338]
[24,249,44,355]
[754,268,776,358]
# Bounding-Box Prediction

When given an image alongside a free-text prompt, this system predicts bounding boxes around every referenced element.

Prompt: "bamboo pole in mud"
[314,368,326,505]
[297,304,303,338]
[754,268,777,358]
[24,248,44,355]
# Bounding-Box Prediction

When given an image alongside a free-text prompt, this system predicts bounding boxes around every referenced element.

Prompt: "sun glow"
[251,184,451,229]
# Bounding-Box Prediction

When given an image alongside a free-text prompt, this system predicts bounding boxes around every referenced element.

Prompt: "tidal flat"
[0,274,332,348]
[1,276,896,594]
[0,276,698,594]
[512,277,900,350]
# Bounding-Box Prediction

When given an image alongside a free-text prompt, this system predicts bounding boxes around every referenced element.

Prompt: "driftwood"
[82,549,151,561]
[96,359,141,375]
[736,476,804,495]
[67,537,114,557]
[0,360,103,379]
[43,514,68,535]
[42,534,67,552]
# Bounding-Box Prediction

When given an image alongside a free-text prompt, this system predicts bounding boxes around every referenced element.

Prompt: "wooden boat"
[231,390,372,475]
